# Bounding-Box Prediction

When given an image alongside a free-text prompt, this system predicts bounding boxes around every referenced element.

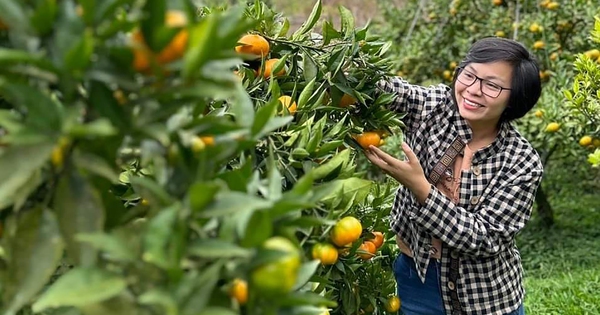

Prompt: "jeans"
[393,253,525,315]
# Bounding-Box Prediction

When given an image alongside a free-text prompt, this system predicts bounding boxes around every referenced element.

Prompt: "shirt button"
[451,250,459,259]
[470,196,480,205]
[472,165,481,176]
[448,281,456,290]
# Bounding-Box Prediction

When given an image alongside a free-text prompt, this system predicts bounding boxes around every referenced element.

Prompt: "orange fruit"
[278,95,297,115]
[235,34,270,59]
[229,278,248,305]
[200,136,215,146]
[338,94,357,107]
[533,41,545,50]
[534,110,543,118]
[250,236,301,296]
[370,231,384,249]
[492,0,503,5]
[357,241,376,260]
[495,30,506,38]
[330,216,362,247]
[131,10,188,72]
[312,243,339,265]
[262,58,286,79]
[579,136,593,147]
[593,138,600,148]
[546,1,559,9]
[354,132,382,149]
[545,122,560,133]
[385,296,401,313]
[191,136,206,152]
[443,70,452,80]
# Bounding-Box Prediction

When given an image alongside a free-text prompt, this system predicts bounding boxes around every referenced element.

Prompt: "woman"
[365,37,543,315]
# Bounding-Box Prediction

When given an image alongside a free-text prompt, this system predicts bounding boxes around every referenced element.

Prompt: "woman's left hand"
[364,142,431,204]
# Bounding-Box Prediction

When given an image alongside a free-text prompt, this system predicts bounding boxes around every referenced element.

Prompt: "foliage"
[564,17,600,167]
[0,0,404,314]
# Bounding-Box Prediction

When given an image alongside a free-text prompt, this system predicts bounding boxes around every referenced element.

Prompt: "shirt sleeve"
[408,165,543,258]
[377,77,448,132]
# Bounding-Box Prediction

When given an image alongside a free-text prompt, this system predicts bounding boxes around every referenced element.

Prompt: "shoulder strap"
[428,137,465,185]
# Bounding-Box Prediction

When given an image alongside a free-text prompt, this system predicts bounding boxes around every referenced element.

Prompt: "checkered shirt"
[378,77,544,315]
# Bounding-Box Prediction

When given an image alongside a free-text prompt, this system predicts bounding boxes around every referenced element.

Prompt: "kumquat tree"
[0,0,406,314]
[2,0,600,314]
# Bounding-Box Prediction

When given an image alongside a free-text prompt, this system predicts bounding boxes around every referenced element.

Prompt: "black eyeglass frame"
[455,67,512,98]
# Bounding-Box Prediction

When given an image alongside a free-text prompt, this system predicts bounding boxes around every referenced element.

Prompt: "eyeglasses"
[456,68,511,98]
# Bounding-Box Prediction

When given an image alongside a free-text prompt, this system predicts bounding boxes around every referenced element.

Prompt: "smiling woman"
[366,37,543,315]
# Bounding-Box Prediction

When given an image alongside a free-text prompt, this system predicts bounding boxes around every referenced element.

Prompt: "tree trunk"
[535,184,554,227]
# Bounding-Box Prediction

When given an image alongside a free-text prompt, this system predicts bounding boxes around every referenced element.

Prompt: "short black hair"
[452,37,542,123]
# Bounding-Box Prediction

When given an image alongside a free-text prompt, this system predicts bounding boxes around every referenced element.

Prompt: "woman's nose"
[466,79,483,95]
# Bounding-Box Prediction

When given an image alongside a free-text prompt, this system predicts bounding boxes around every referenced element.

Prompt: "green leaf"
[267,153,283,200]
[339,6,355,39]
[177,262,222,315]
[0,80,63,133]
[73,151,119,183]
[254,116,294,139]
[292,0,322,39]
[0,48,58,72]
[0,142,54,208]
[187,239,252,259]
[54,166,105,266]
[140,0,166,52]
[68,119,118,138]
[2,208,64,315]
[64,28,95,73]
[76,233,135,262]
[239,210,272,248]
[251,98,278,137]
[322,21,341,46]
[297,78,316,109]
[200,191,272,218]
[303,52,318,82]
[183,13,218,79]
[309,149,350,181]
[32,267,127,312]
[198,308,237,315]
[292,260,320,291]
[321,178,373,206]
[31,0,58,36]
[139,290,178,315]
[143,204,179,269]
[305,116,326,153]
[188,182,220,213]
[79,293,140,315]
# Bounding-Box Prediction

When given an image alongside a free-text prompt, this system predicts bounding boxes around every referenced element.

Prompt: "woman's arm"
[377,77,449,132]
[409,166,543,258]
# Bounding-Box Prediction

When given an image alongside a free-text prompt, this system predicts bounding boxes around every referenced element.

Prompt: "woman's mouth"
[463,98,485,110]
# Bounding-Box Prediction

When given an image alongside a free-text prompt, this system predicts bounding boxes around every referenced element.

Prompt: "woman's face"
[454,61,513,126]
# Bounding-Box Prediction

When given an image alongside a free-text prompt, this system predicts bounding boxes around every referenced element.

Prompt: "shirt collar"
[451,103,510,163]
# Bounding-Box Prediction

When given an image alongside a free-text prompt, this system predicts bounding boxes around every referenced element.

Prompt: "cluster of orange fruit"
[353,130,390,150]
[131,10,189,73]
[311,216,386,265]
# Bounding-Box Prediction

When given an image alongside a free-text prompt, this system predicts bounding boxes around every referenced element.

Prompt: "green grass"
[518,193,600,315]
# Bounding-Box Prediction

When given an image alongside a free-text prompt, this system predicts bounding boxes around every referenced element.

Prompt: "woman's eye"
[486,82,501,90]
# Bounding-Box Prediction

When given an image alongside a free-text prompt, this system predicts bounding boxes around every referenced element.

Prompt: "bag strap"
[428,136,466,315]
[428,137,465,185]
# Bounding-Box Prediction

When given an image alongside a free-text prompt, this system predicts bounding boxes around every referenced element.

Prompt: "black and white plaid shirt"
[378,77,544,315]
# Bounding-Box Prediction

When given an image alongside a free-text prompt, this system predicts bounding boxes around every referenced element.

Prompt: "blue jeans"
[393,253,525,315]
